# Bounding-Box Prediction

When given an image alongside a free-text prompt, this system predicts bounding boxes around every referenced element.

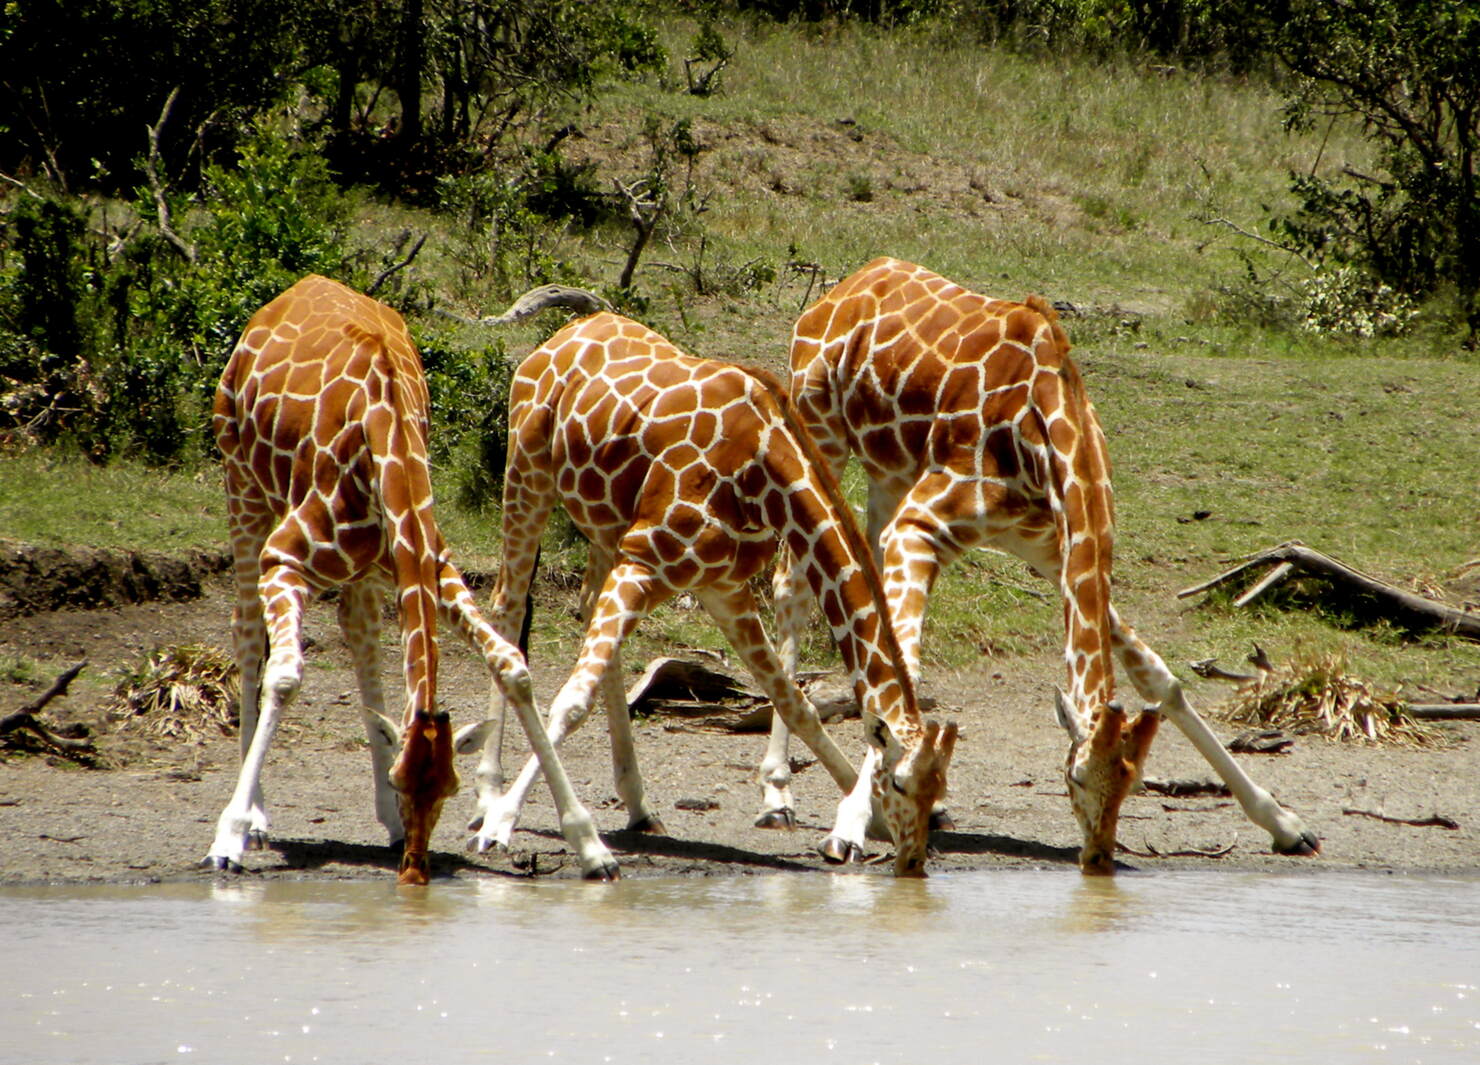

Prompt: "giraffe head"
[1055,690,1159,875]
[389,709,460,885]
[871,717,959,877]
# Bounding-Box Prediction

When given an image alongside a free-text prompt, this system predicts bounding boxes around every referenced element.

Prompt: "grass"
[0,450,224,551]
[3,14,1475,702]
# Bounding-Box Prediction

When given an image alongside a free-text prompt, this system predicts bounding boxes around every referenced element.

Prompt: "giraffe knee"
[263,659,301,702]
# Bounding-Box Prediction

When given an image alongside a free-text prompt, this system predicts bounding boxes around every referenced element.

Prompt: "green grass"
[3,14,1475,700]
[0,450,224,552]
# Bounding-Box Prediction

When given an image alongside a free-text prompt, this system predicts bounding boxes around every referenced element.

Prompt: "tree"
[1245,0,1480,335]
[0,0,310,192]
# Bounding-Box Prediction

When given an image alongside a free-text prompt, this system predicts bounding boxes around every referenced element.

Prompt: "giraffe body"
[470,312,957,875]
[775,257,1318,872]
[210,275,616,884]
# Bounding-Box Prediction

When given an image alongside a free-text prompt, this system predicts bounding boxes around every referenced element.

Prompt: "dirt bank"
[2,564,1477,886]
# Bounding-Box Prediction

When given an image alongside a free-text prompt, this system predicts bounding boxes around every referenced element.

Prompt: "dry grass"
[109,644,238,741]
[1221,649,1444,748]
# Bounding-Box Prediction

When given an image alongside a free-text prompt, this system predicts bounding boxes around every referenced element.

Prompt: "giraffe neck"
[762,407,921,740]
[1023,307,1117,723]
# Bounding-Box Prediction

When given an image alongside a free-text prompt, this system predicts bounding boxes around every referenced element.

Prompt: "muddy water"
[3,871,1477,1065]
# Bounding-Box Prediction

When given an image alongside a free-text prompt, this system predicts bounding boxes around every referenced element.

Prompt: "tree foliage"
[1244,0,1480,333]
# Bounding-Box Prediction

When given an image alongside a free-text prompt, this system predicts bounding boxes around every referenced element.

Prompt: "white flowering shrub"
[1299,266,1417,337]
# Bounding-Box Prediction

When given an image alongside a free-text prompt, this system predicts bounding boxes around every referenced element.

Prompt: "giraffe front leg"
[600,641,665,834]
[819,744,879,863]
[440,564,619,880]
[206,569,306,870]
[467,646,610,854]
[698,584,864,858]
[1110,610,1320,856]
[755,716,798,829]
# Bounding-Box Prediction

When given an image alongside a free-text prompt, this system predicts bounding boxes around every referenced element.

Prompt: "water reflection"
[3,871,1478,1065]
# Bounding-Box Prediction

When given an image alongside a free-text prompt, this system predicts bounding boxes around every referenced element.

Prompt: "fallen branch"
[1141,777,1232,798]
[1406,704,1480,721]
[1190,657,1261,684]
[1341,807,1459,830]
[1179,540,1480,640]
[1,660,97,757]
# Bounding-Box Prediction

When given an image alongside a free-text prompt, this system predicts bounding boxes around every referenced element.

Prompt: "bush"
[0,120,354,462]
[415,330,516,512]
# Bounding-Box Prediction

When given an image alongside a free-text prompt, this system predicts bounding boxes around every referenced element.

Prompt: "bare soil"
[2,558,1478,886]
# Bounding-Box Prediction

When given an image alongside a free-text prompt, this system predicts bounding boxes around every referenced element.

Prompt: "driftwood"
[1341,807,1460,830]
[0,660,97,759]
[1178,540,1480,640]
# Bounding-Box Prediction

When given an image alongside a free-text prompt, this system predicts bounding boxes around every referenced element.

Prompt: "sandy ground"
[3,573,1478,887]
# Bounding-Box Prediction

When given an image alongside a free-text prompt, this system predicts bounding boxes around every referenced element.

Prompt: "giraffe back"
[214,274,442,588]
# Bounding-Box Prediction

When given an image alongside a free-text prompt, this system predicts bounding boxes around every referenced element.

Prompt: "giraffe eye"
[890,775,908,796]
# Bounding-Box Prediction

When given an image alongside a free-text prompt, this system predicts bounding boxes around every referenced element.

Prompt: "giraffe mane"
[732,360,923,720]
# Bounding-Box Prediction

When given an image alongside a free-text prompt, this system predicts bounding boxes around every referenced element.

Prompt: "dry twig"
[1341,808,1459,830]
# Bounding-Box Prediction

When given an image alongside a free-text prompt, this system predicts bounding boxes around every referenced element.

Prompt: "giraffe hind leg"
[337,581,405,845]
[1109,608,1320,856]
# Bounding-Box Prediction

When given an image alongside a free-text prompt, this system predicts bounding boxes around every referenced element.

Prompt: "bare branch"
[1202,217,1315,269]
[366,233,427,297]
[143,87,197,264]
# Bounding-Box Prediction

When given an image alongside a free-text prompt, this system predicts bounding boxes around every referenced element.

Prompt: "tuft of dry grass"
[1221,649,1443,748]
[109,644,238,741]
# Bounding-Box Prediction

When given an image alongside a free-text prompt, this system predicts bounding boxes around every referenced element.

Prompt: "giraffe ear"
[1054,688,1088,745]
[454,718,496,755]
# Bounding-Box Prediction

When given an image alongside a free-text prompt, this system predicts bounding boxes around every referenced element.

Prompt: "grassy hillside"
[4,16,1476,699]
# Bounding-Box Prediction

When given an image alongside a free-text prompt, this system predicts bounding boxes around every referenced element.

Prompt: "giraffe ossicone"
[469,310,958,876]
[774,257,1319,873]
[210,274,617,885]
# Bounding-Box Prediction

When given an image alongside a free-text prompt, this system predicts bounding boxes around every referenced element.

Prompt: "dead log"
[1179,540,1480,640]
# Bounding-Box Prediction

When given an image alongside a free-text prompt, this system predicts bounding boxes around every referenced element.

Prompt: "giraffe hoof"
[754,807,798,830]
[627,815,668,835]
[466,814,484,832]
[245,830,269,851]
[1275,830,1321,857]
[818,835,863,864]
[202,855,245,875]
[584,860,621,882]
[928,808,956,832]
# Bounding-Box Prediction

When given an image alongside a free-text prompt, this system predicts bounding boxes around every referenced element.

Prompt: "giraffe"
[209,274,618,885]
[464,310,958,876]
[772,257,1320,874]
